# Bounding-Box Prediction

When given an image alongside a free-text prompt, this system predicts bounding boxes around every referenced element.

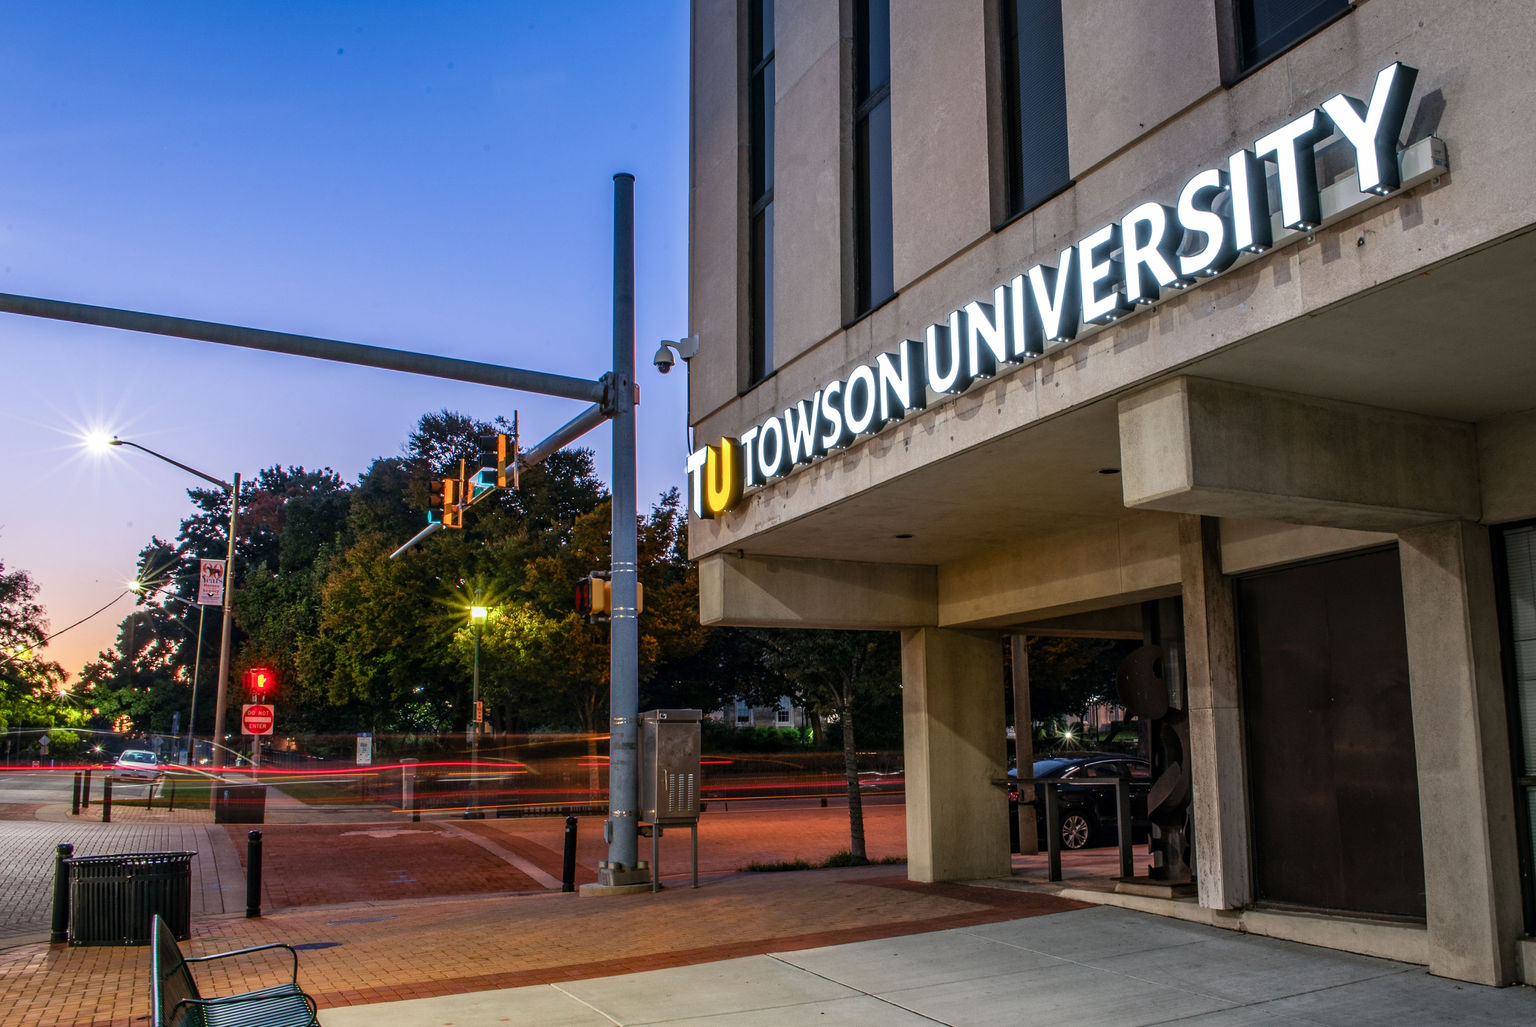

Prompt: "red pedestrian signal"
[575,576,600,617]
[245,666,276,696]
[574,575,641,621]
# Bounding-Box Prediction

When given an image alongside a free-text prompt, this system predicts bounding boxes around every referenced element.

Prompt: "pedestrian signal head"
[245,666,276,696]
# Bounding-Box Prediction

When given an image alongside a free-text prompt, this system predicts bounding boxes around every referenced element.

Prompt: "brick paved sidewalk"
[0,863,1087,1027]
[1,797,1154,1026]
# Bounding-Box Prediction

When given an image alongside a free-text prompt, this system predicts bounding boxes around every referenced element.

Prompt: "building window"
[1233,0,1351,76]
[748,0,775,384]
[853,0,893,316]
[776,706,791,725]
[1000,0,1071,220]
[1496,523,1536,933]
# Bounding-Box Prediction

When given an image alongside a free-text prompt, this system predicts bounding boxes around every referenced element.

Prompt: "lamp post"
[105,437,240,772]
[130,579,205,766]
[465,604,488,819]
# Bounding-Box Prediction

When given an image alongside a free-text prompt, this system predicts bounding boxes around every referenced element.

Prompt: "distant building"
[708,698,807,732]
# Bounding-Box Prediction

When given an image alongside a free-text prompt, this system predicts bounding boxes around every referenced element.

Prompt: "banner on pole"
[198,559,226,606]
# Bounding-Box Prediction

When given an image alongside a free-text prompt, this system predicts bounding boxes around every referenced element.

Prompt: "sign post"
[241,704,273,773]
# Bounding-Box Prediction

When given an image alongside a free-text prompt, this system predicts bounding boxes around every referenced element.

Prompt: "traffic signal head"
[476,432,509,489]
[427,478,462,528]
[245,666,276,696]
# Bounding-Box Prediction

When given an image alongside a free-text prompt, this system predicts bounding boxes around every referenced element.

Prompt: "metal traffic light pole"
[602,173,645,888]
[214,473,240,772]
[109,438,241,773]
[0,173,649,890]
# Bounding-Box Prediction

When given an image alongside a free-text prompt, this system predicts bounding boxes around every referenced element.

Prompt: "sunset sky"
[0,2,691,678]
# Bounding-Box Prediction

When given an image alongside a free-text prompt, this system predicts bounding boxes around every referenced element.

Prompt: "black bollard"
[246,830,262,918]
[101,776,112,823]
[71,772,81,816]
[81,769,91,809]
[50,843,73,944]
[167,778,176,813]
[562,816,578,893]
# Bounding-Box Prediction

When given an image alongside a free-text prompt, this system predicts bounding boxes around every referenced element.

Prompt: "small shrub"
[743,858,814,872]
[821,850,868,868]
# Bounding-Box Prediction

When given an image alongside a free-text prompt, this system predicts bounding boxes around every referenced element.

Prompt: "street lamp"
[131,578,207,766]
[465,604,488,819]
[103,436,240,772]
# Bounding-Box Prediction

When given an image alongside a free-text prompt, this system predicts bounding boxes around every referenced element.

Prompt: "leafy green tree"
[751,629,902,862]
[61,409,740,758]
[0,557,69,737]
[1025,636,1137,734]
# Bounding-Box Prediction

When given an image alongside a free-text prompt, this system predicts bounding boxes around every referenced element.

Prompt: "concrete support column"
[1397,521,1523,986]
[1010,635,1038,855]
[901,627,1010,882]
[1179,515,1252,909]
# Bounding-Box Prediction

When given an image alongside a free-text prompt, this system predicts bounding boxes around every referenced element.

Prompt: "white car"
[113,749,164,780]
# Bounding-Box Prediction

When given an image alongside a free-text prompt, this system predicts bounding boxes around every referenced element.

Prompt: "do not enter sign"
[241,703,275,736]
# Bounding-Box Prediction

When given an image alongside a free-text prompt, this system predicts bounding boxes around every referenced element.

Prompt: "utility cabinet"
[640,708,701,824]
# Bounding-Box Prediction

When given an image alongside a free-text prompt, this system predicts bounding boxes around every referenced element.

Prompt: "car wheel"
[1061,812,1092,850]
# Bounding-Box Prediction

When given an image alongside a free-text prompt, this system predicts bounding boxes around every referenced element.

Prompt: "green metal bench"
[151,915,319,1027]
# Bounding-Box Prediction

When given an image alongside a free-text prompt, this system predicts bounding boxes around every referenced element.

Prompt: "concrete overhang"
[699,553,937,629]
[689,225,1536,574]
[1117,376,1480,531]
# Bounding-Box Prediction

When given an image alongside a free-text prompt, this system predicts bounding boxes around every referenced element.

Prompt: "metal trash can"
[214,784,267,824]
[66,851,195,945]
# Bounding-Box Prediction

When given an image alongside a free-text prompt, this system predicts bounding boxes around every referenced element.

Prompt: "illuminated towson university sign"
[687,63,1426,519]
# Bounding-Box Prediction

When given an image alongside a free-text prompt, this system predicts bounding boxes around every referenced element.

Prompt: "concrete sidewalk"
[320,904,1536,1026]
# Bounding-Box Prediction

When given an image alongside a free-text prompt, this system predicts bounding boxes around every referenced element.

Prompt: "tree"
[0,558,68,737]
[752,629,901,861]
[1025,636,1137,734]
[63,409,729,750]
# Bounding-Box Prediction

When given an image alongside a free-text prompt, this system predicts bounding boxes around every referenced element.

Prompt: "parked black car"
[1008,753,1151,851]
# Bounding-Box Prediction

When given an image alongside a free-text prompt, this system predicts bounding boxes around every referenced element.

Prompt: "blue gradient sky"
[0,2,691,679]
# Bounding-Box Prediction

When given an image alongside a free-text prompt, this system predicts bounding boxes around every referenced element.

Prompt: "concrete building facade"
[684,0,1536,986]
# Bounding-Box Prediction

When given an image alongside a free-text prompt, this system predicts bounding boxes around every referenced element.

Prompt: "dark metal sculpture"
[1116,644,1193,883]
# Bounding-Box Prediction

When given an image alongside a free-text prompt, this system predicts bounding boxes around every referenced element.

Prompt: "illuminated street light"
[465,604,489,819]
[98,435,240,773]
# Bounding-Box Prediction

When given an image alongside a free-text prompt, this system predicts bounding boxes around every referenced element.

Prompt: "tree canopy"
[0,558,75,743]
[61,411,763,750]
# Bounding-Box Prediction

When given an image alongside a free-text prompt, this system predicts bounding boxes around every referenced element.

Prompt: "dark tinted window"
[854,0,894,315]
[1235,0,1350,74]
[748,0,775,383]
[1496,523,1536,932]
[1001,0,1071,219]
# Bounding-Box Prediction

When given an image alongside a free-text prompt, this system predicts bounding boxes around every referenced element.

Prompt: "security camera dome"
[653,342,676,373]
